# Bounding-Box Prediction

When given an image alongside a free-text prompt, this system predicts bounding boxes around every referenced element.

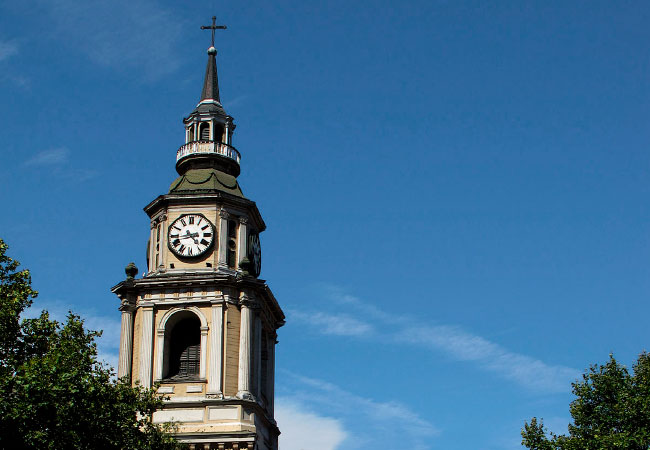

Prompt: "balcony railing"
[176,140,241,164]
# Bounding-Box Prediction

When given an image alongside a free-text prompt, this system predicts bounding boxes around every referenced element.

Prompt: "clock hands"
[169,215,214,258]
[178,231,200,244]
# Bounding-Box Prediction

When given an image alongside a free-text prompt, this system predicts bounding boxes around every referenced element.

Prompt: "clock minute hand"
[181,230,200,243]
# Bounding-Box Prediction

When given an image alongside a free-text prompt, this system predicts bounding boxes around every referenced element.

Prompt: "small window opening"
[214,125,224,143]
[166,316,200,380]
[200,123,211,140]
[227,219,237,268]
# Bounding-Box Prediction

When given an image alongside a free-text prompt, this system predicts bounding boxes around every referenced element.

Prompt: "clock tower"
[111,19,285,450]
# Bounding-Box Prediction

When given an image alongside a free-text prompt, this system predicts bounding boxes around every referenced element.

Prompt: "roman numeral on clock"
[169,214,214,258]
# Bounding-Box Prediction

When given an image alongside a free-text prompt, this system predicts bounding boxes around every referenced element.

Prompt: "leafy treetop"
[522,352,650,450]
[0,238,182,450]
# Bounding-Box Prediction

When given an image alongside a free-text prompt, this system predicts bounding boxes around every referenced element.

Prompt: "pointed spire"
[200,46,220,103]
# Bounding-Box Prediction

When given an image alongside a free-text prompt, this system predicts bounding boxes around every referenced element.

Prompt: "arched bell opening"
[162,310,201,380]
[199,122,211,141]
[214,123,224,143]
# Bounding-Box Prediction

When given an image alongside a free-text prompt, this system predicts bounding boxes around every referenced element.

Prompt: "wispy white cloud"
[396,325,580,392]
[34,0,185,79]
[279,372,438,449]
[292,374,439,437]
[0,39,28,88]
[23,147,98,181]
[224,94,249,108]
[290,310,374,336]
[276,398,348,450]
[0,39,18,62]
[25,147,70,166]
[295,285,580,393]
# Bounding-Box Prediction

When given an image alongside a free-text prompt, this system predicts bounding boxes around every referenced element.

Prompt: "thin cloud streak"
[23,148,98,181]
[281,372,438,448]
[396,325,580,392]
[276,398,347,450]
[290,310,374,336]
[25,147,70,166]
[33,0,185,79]
[0,39,18,62]
[298,286,580,393]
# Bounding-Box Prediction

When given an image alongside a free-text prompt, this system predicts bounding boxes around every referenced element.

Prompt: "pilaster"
[237,291,255,400]
[158,213,168,270]
[154,327,165,381]
[237,216,248,270]
[269,334,276,415]
[218,209,229,269]
[207,297,225,396]
[118,303,134,379]
[254,315,262,401]
[138,304,154,388]
[200,324,209,379]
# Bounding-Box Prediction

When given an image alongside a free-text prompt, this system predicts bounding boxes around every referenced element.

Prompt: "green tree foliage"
[0,239,181,449]
[522,353,650,450]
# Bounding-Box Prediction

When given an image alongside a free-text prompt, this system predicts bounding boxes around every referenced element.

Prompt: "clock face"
[168,214,215,258]
[248,231,261,277]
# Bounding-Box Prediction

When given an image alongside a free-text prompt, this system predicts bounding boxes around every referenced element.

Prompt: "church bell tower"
[111,18,285,450]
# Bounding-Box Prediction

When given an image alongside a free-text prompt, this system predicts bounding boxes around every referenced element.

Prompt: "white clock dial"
[168,214,215,258]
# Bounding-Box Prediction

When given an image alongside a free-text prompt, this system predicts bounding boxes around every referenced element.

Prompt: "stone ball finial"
[238,257,252,276]
[125,262,138,280]
[207,46,217,55]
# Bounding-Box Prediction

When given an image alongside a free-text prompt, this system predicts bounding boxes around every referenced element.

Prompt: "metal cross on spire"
[201,16,227,48]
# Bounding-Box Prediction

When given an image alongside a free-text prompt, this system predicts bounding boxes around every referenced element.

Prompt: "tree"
[522,352,650,450]
[0,238,181,450]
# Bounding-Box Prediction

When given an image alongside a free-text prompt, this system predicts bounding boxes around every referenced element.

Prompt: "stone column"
[237,217,248,270]
[154,327,165,381]
[200,325,208,379]
[269,334,276,414]
[117,304,134,380]
[225,118,232,145]
[237,292,254,400]
[218,209,229,269]
[254,315,262,400]
[207,300,224,396]
[138,304,154,388]
[148,221,156,274]
[158,213,167,271]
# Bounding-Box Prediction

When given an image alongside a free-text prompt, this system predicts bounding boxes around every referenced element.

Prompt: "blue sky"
[1,1,649,448]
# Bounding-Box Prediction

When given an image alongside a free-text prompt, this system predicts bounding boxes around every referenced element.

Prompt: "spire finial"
[201,15,227,48]
[198,16,227,105]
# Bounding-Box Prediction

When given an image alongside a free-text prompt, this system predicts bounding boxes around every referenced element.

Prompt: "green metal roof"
[169,168,244,197]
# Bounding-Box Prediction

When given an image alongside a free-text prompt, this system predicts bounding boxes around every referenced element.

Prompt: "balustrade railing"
[176,140,241,164]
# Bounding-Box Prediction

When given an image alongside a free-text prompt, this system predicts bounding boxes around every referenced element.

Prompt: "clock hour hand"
[181,231,200,244]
